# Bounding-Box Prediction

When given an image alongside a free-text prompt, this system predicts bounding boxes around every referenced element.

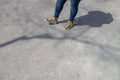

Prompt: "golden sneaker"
[64,21,74,30]
[46,17,58,24]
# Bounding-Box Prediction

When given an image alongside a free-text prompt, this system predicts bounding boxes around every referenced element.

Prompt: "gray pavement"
[0,0,120,80]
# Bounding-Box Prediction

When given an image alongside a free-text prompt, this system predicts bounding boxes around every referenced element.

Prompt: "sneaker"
[64,21,74,30]
[46,17,58,24]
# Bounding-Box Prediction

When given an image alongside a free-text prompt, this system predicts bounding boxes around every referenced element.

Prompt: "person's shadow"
[59,11,113,27]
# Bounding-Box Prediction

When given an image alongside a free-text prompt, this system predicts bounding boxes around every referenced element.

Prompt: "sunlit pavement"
[0,0,120,80]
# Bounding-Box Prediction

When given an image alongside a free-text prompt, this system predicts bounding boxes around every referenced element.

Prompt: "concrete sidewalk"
[0,0,120,80]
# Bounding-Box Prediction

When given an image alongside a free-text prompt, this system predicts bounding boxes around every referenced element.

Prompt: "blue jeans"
[54,0,81,22]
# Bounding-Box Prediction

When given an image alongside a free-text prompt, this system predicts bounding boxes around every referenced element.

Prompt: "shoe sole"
[44,18,58,25]
[65,26,74,30]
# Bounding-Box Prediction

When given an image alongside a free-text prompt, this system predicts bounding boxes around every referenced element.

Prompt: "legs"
[46,0,81,30]
[64,0,81,30]
[69,0,81,22]
[46,0,66,24]
[54,0,67,18]
[54,0,81,21]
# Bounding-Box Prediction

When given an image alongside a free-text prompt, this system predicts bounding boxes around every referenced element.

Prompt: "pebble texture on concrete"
[0,0,120,80]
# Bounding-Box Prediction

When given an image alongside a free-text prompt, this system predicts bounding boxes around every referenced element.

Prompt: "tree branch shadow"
[0,30,120,65]
[0,33,119,52]
[0,10,118,59]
